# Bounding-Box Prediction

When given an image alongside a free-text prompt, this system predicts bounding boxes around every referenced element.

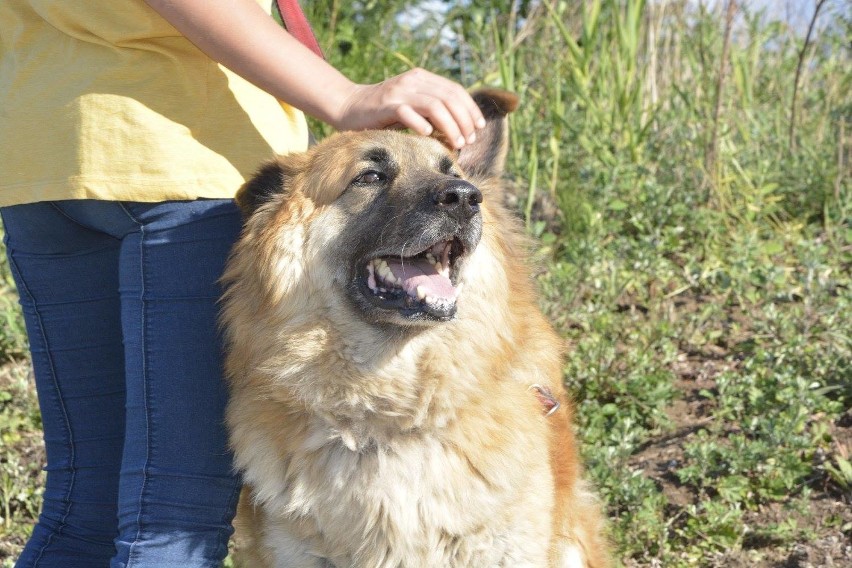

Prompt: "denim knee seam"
[5,249,77,567]
[119,205,151,568]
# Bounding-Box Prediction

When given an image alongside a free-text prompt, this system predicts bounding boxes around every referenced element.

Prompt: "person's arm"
[144,0,485,148]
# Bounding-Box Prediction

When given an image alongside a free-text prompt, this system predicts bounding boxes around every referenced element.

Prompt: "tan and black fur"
[221,89,610,567]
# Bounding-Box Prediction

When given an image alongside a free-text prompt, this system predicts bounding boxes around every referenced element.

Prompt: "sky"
[699,0,849,35]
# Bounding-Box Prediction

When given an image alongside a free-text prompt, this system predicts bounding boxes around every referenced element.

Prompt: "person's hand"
[330,68,487,150]
[143,0,484,149]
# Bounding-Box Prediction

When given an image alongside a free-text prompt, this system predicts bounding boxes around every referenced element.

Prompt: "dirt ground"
[627,353,852,568]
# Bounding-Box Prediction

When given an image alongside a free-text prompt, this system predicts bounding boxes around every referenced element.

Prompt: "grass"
[1,0,850,566]
[539,217,850,565]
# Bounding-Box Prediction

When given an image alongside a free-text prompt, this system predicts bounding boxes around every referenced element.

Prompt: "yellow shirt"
[0,0,309,206]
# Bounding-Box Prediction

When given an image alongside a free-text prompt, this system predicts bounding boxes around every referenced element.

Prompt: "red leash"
[275,0,324,59]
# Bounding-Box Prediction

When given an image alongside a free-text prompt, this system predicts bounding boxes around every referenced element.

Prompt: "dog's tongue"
[385,258,456,300]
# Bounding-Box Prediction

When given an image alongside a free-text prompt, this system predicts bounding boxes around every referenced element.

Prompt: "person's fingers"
[395,98,464,149]
[427,75,485,142]
[389,69,484,146]
[458,84,487,131]
[334,69,488,147]
[421,97,465,148]
[441,86,479,145]
[393,105,433,136]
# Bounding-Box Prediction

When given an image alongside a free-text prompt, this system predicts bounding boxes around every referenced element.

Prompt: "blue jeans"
[1,200,244,568]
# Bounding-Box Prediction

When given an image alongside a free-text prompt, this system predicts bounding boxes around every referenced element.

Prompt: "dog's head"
[233,89,518,329]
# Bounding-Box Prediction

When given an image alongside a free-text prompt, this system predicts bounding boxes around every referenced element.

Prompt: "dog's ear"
[457,88,519,178]
[235,161,287,217]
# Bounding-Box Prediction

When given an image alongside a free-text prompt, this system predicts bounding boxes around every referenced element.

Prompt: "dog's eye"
[352,171,386,185]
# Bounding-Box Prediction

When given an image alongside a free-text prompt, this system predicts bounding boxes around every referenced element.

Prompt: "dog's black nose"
[433,181,482,221]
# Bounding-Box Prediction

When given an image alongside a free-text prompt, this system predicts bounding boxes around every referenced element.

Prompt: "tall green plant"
[546,0,654,168]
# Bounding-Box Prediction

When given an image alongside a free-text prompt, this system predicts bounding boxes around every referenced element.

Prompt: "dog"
[220,89,611,567]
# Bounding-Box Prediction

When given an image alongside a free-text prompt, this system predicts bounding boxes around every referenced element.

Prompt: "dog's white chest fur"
[245,423,553,568]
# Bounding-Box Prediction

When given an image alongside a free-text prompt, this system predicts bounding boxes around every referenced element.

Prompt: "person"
[0,1,486,566]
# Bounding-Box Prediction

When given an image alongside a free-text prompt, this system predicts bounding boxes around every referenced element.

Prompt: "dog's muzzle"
[357,180,483,322]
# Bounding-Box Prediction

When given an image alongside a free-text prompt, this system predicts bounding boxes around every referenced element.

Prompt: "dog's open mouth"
[361,237,466,320]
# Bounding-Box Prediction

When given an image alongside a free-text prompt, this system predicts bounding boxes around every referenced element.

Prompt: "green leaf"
[762,241,784,255]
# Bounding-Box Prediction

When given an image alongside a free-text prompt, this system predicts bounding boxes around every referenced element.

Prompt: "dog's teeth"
[435,262,450,278]
[367,263,377,291]
[416,285,427,300]
[371,259,393,282]
[426,253,436,264]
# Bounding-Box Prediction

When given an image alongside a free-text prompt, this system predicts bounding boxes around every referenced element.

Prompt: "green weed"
[0,362,42,562]
[0,224,26,362]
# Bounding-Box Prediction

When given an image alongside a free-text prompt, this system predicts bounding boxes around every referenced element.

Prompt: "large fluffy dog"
[221,90,610,567]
